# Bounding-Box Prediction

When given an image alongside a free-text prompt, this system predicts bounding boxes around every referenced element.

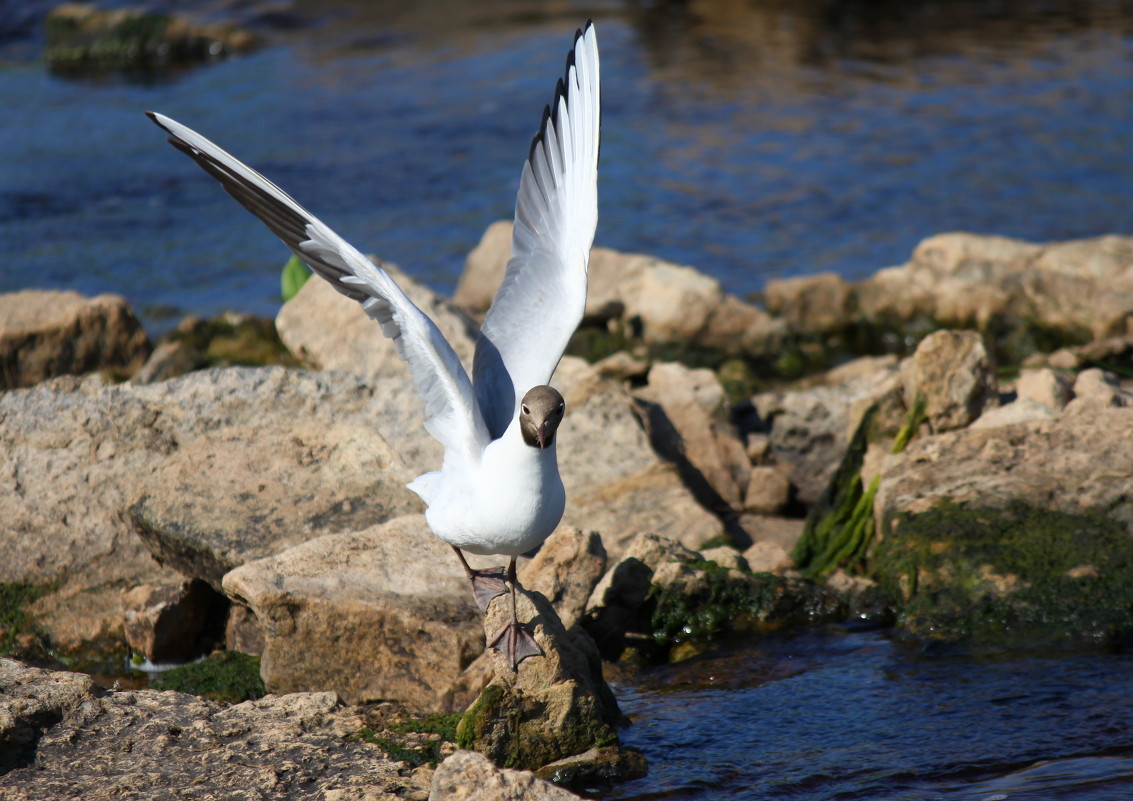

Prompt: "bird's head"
[519,386,566,450]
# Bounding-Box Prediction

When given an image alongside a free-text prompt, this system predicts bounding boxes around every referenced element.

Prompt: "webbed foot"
[468,568,508,613]
[489,621,543,670]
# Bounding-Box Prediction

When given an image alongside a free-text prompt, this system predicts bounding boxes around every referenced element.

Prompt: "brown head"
[519,386,566,449]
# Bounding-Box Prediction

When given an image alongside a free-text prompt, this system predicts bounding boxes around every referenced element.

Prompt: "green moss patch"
[150,651,265,704]
[353,712,461,768]
[0,582,52,656]
[874,501,1133,647]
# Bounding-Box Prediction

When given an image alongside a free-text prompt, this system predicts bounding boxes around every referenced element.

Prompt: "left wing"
[472,22,601,439]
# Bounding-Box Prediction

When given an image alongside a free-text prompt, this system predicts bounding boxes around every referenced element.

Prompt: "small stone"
[743,466,792,514]
[1015,367,1072,410]
[430,750,582,801]
[698,546,749,572]
[534,746,648,789]
[900,329,998,432]
[742,541,794,574]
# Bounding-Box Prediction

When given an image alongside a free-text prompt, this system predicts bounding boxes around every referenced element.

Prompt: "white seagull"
[147,22,600,669]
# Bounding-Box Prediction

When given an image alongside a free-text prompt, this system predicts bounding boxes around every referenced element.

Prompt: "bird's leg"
[488,556,543,670]
[452,546,507,614]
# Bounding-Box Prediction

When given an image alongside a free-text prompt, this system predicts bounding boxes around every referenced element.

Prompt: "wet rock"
[535,745,649,790]
[0,659,412,799]
[45,3,258,74]
[900,329,998,432]
[128,419,421,590]
[0,367,384,656]
[746,355,901,506]
[0,289,150,389]
[430,750,582,801]
[456,585,625,772]
[277,260,478,382]
[635,362,752,511]
[223,516,483,710]
[874,403,1133,645]
[122,580,228,664]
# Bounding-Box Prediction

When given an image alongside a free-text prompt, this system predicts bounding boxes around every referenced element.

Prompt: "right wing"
[472,22,600,439]
[147,111,490,462]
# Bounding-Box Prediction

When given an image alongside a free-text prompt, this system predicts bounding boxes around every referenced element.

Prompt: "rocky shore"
[3,226,1133,798]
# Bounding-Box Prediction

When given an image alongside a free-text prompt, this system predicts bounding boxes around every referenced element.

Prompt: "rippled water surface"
[3,1,1133,331]
[603,627,1133,801]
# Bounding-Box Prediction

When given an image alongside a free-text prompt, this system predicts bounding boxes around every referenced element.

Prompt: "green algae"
[0,582,52,656]
[792,394,927,580]
[650,563,785,647]
[353,712,461,767]
[874,501,1133,647]
[151,651,265,704]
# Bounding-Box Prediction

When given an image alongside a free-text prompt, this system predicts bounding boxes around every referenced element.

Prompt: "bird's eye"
[558,402,564,412]
[522,404,530,415]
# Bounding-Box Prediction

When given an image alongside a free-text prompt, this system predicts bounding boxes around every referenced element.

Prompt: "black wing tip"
[527,24,590,168]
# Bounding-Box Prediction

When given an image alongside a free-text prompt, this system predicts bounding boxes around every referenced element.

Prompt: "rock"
[130,339,205,384]
[745,355,901,506]
[519,527,608,630]
[1070,368,1132,409]
[900,329,997,432]
[535,746,649,789]
[1014,367,1072,410]
[554,359,726,559]
[456,585,624,772]
[968,398,1059,429]
[855,233,1133,358]
[763,272,854,334]
[0,659,413,799]
[277,260,479,382]
[635,362,752,511]
[737,514,805,552]
[743,465,792,514]
[456,221,781,356]
[45,3,258,74]
[430,750,582,801]
[0,289,151,389]
[0,366,390,656]
[742,540,795,573]
[122,580,228,664]
[223,516,484,711]
[128,419,421,590]
[698,546,749,572]
[874,403,1133,645]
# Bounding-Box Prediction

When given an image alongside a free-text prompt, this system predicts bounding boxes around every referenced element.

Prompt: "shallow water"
[3,1,1133,331]
[603,627,1133,801]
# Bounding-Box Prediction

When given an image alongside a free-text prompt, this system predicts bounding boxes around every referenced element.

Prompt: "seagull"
[147,22,600,669]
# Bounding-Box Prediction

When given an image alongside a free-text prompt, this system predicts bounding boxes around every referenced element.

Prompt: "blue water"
[604,627,1133,801]
[3,2,1133,332]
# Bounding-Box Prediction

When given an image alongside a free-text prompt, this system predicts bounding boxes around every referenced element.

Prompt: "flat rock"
[223,515,484,710]
[0,289,150,389]
[0,658,412,800]
[129,419,421,590]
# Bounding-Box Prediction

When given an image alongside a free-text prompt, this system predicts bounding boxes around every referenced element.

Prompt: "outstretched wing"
[147,111,490,463]
[472,22,600,439]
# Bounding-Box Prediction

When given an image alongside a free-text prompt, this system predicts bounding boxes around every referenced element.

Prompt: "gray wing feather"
[147,111,489,462]
[473,22,600,439]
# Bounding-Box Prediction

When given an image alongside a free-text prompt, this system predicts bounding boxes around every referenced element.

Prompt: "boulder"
[0,659,413,800]
[223,516,484,711]
[873,403,1133,645]
[128,420,421,590]
[456,584,625,772]
[0,366,390,656]
[899,329,997,432]
[430,750,582,801]
[763,272,854,334]
[634,362,752,512]
[122,580,228,664]
[0,289,150,389]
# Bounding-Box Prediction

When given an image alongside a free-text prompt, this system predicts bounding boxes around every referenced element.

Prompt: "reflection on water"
[2,0,1133,331]
[603,627,1133,801]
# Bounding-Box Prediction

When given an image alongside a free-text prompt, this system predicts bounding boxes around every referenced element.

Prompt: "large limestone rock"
[277,260,479,381]
[457,220,782,356]
[0,367,398,655]
[0,289,151,389]
[873,401,1133,644]
[223,516,484,710]
[0,659,413,800]
[129,420,421,590]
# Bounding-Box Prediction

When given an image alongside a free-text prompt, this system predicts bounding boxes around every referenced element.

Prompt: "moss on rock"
[874,501,1133,647]
[151,650,265,704]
